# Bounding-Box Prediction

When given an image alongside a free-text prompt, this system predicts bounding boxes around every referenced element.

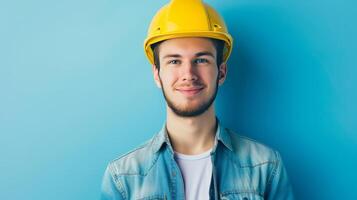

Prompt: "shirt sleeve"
[100,164,125,200]
[265,151,295,200]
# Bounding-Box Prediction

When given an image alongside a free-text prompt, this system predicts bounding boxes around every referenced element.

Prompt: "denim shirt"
[101,120,294,200]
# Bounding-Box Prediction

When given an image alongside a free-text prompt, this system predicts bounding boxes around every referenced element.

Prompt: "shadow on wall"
[215,5,349,199]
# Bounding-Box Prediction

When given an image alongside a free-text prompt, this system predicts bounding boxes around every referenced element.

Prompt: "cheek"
[201,69,218,83]
[159,72,177,88]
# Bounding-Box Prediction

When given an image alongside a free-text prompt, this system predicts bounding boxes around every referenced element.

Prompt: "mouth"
[176,87,204,96]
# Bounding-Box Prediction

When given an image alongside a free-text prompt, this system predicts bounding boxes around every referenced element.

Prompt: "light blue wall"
[1,0,356,199]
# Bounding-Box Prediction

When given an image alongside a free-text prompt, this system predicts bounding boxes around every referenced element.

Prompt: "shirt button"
[243,197,249,200]
[172,171,176,177]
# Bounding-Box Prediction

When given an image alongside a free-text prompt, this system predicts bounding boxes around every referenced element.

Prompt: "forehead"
[158,37,216,57]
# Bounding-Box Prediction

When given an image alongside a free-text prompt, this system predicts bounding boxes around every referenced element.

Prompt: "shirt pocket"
[220,191,264,200]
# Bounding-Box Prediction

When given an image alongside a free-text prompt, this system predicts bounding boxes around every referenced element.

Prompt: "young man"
[101,0,294,199]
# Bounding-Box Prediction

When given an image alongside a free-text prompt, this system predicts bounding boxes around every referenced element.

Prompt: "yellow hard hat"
[144,0,233,65]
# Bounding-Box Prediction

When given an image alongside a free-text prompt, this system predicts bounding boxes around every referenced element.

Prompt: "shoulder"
[107,137,159,177]
[224,128,281,167]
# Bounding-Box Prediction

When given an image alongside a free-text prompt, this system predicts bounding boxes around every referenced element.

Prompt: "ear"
[218,62,227,86]
[152,64,162,88]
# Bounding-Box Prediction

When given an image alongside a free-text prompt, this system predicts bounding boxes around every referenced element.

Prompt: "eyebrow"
[162,51,215,60]
[162,54,181,60]
[195,51,215,58]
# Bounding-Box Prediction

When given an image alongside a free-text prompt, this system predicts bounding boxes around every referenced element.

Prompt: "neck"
[166,105,217,155]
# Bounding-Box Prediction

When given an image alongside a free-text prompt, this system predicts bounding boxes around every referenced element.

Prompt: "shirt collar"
[150,117,233,154]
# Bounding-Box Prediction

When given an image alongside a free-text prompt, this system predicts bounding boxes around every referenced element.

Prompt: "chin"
[180,102,206,112]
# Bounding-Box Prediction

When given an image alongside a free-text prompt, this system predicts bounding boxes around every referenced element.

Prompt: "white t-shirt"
[174,149,213,200]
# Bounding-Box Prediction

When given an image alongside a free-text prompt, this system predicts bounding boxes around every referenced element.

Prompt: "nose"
[181,61,198,82]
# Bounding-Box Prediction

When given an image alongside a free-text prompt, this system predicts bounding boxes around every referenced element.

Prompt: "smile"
[176,87,204,96]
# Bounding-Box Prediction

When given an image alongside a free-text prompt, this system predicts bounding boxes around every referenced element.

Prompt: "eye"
[195,58,209,64]
[168,60,180,65]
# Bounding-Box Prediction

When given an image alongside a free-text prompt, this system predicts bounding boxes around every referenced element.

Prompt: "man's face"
[152,37,227,117]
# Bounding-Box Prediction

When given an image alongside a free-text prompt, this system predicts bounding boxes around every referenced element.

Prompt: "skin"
[152,37,228,155]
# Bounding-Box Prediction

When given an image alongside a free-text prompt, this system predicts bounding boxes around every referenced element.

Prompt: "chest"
[121,153,269,200]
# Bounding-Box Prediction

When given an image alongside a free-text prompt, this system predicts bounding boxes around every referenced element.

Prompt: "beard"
[159,75,219,117]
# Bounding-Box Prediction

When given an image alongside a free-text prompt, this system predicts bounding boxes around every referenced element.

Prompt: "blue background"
[1,0,356,199]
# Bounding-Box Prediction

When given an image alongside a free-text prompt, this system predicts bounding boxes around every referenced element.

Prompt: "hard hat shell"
[144,0,233,65]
